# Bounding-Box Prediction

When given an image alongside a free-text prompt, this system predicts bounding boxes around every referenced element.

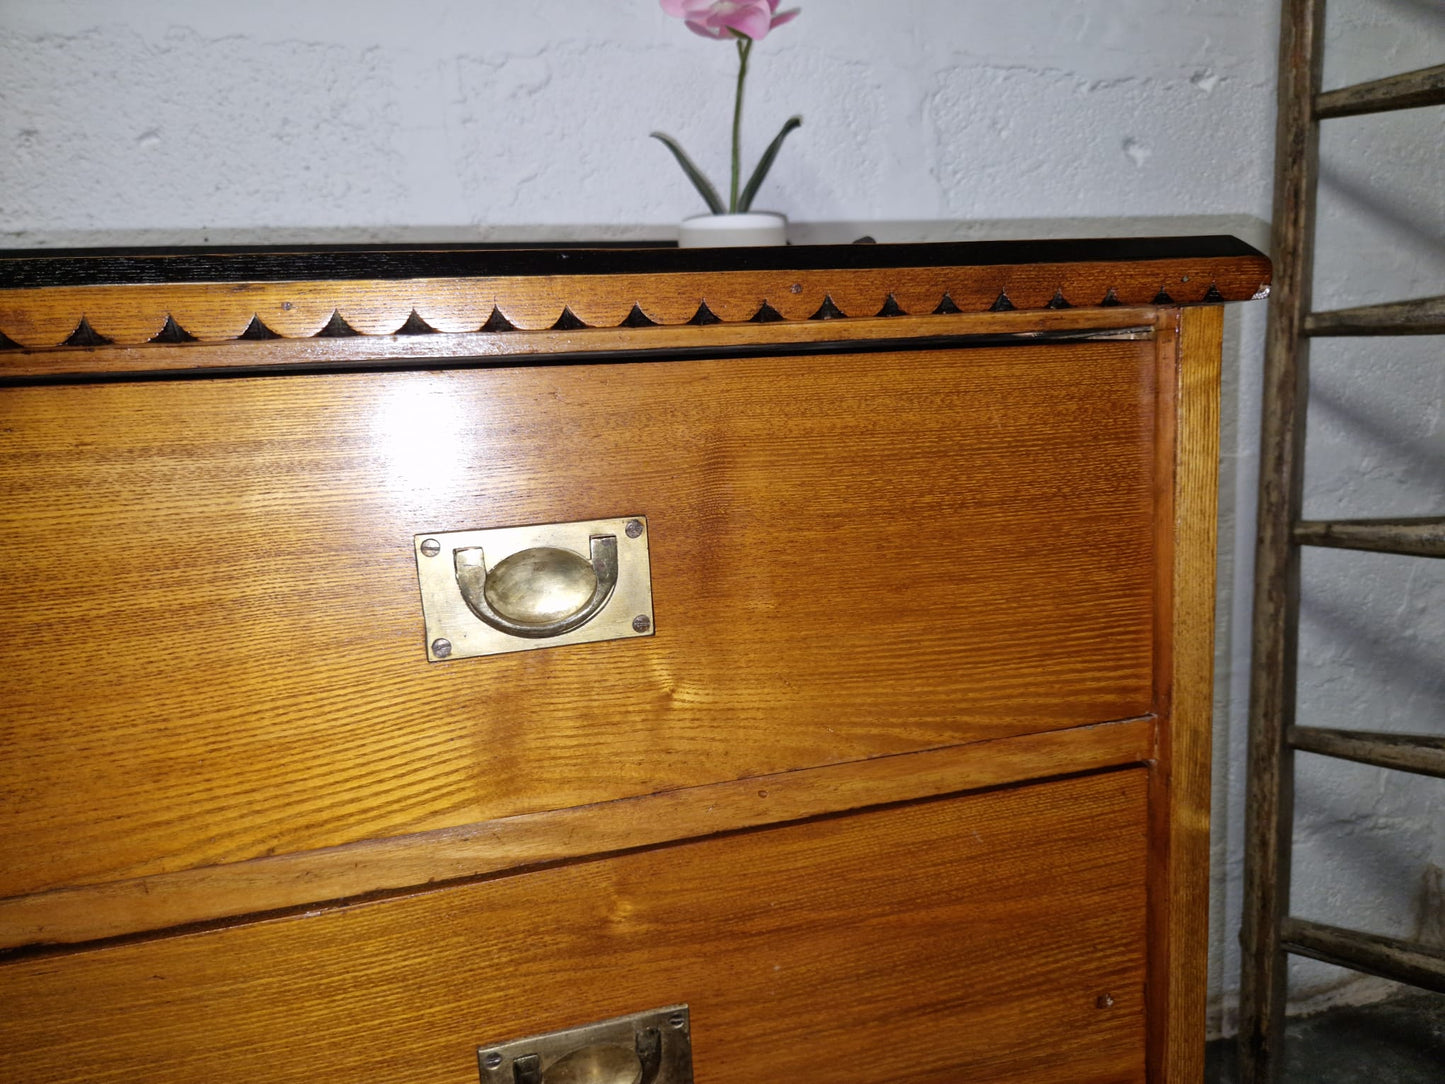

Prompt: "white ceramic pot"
[677,212,788,248]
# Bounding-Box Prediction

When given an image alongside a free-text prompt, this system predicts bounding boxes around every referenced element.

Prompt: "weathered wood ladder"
[1238,1,1445,1080]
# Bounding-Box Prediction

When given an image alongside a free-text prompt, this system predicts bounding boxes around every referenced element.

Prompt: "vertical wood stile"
[1239,1,1326,1081]
[1150,306,1224,1084]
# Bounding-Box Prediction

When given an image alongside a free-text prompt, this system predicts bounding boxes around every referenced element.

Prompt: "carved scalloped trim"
[0,259,1271,350]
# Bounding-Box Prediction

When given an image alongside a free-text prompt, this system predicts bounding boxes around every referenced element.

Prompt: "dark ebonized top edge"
[0,236,1267,289]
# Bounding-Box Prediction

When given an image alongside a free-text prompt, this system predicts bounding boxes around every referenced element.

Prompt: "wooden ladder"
[1238,2,1445,1081]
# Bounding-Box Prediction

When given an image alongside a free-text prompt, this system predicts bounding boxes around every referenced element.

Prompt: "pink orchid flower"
[654,0,802,215]
[660,0,799,43]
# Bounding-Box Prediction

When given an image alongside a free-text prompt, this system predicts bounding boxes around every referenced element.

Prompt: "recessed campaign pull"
[454,535,619,639]
[477,1006,688,1084]
[415,516,653,662]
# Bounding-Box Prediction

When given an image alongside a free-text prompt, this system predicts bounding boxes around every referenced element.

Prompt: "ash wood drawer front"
[0,340,1159,900]
[0,769,1150,1084]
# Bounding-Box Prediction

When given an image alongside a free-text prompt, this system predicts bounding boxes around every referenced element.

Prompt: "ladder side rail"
[1239,2,1327,1082]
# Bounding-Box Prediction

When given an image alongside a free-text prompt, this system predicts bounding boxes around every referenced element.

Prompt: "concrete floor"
[1207,993,1445,1083]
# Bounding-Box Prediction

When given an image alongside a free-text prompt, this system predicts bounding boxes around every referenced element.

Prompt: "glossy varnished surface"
[0,770,1151,1084]
[0,717,1152,949]
[1150,305,1225,1083]
[0,340,1157,897]
[0,239,1254,1082]
[0,306,1159,381]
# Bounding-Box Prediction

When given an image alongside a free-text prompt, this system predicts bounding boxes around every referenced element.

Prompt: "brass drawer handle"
[415,516,652,661]
[454,534,619,639]
[513,1027,662,1084]
[478,1006,688,1084]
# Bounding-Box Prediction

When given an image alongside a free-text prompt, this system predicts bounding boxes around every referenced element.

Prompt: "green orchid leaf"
[738,115,802,213]
[650,131,726,215]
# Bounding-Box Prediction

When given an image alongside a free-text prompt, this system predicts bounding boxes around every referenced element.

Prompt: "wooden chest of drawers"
[0,238,1268,1082]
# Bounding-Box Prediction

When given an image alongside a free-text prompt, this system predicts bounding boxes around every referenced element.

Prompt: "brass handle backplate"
[415,516,653,662]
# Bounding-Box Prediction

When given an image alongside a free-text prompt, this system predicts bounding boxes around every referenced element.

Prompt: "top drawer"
[0,338,1158,897]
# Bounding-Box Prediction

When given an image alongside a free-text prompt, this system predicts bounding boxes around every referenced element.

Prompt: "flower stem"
[730,36,752,214]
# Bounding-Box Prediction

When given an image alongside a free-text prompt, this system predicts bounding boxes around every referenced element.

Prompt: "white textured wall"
[2,0,1440,1037]
[2,0,1278,239]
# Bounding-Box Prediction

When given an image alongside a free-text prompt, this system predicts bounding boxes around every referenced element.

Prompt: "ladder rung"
[1289,726,1445,779]
[1315,63,1445,119]
[1294,516,1445,557]
[1302,295,1445,336]
[1281,919,1445,993]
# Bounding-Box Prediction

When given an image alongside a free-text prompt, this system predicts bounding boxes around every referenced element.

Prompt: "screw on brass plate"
[669,1012,687,1029]
[431,638,453,658]
[625,519,644,539]
[420,538,441,557]
[632,615,651,634]
[481,1052,502,1070]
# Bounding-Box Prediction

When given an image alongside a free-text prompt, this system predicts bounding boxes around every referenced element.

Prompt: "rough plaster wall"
[1,0,1275,237]
[0,0,1439,1037]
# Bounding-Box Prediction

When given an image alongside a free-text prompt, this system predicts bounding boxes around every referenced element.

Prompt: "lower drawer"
[1,768,1148,1083]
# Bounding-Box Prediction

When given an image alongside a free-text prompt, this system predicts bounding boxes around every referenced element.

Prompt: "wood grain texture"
[0,715,1153,951]
[1240,3,1325,1080]
[0,242,1262,1081]
[0,341,1159,899]
[0,253,1271,350]
[0,306,1157,381]
[1148,306,1223,1084]
[0,769,1151,1084]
